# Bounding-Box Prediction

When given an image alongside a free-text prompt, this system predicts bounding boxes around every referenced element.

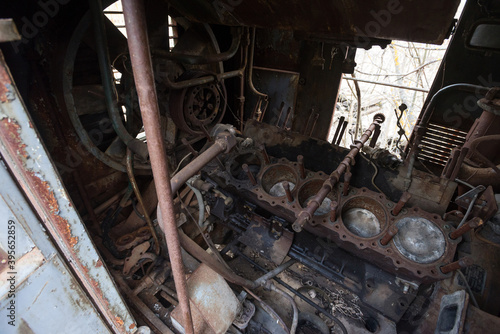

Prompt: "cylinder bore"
[228,152,262,181]
[393,217,446,264]
[341,196,387,238]
[261,164,298,197]
[297,179,334,216]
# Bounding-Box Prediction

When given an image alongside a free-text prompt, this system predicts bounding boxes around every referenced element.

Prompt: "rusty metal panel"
[171,264,241,333]
[166,0,460,44]
[0,50,136,333]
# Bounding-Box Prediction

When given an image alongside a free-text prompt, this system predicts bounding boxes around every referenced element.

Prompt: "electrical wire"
[172,152,192,176]
[473,230,500,248]
[457,192,478,229]
[244,287,291,334]
[456,270,479,308]
[359,152,385,194]
[126,149,160,255]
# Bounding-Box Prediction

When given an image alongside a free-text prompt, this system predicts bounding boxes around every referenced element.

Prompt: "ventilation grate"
[418,123,467,167]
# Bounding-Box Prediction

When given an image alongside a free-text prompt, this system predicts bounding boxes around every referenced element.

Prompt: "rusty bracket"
[455,185,485,209]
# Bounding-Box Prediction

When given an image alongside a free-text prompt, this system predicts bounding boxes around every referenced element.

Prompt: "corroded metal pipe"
[283,181,294,203]
[153,27,242,65]
[342,170,352,196]
[242,163,257,185]
[292,114,385,232]
[392,192,412,216]
[380,226,398,246]
[329,201,338,222]
[121,1,194,332]
[171,132,235,194]
[260,144,270,164]
[297,155,306,179]
[440,257,473,274]
[450,217,483,240]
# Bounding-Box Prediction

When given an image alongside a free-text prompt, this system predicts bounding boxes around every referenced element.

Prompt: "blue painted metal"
[0,50,137,333]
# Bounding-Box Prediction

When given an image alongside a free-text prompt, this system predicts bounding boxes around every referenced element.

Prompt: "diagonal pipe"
[292,114,385,232]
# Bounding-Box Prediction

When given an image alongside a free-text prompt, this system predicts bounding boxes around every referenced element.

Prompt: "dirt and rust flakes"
[0,57,12,103]
[81,266,128,333]
[28,170,79,248]
[0,116,80,248]
[0,118,28,158]
[95,259,104,268]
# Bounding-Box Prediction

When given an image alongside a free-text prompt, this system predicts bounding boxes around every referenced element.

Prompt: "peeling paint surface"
[0,51,136,333]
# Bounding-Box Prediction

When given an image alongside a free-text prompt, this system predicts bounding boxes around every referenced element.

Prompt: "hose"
[269,283,298,334]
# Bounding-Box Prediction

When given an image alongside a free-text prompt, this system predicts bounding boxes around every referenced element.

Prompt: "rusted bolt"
[440,257,474,274]
[392,192,412,215]
[380,226,399,246]
[450,217,484,240]
[330,201,338,222]
[242,164,257,186]
[282,181,294,203]
[343,171,352,196]
[260,144,270,164]
[297,155,306,179]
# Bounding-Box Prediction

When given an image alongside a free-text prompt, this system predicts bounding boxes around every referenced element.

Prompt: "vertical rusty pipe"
[309,113,320,137]
[242,163,257,185]
[392,192,412,216]
[260,144,270,164]
[369,124,381,148]
[121,1,194,333]
[297,155,306,179]
[248,27,268,100]
[380,226,398,246]
[342,170,352,196]
[283,181,294,203]
[329,201,338,222]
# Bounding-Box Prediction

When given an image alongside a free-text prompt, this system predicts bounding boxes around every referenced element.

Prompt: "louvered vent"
[418,123,467,167]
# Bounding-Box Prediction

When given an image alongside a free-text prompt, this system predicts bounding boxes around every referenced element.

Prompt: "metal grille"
[418,123,468,167]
